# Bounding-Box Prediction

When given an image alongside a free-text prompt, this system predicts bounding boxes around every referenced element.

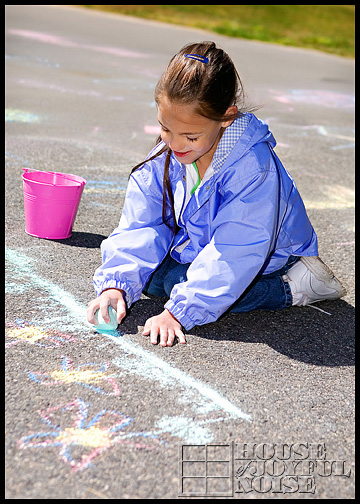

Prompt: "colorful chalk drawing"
[5,150,30,168]
[6,249,92,335]
[270,89,354,110]
[5,108,39,123]
[303,184,354,211]
[6,320,77,348]
[17,398,162,472]
[263,118,354,151]
[8,29,149,59]
[28,357,121,396]
[83,178,128,196]
[6,247,251,447]
[16,78,124,102]
[287,124,355,151]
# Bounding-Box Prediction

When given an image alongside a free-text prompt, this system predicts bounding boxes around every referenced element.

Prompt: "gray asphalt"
[5,5,354,499]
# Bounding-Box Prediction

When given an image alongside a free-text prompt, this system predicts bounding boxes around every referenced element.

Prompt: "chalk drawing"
[35,56,60,68]
[17,398,162,472]
[303,184,354,210]
[265,121,354,151]
[6,248,92,334]
[111,340,250,419]
[28,357,121,396]
[6,247,251,443]
[5,108,39,123]
[9,29,149,59]
[152,416,215,444]
[5,151,30,168]
[83,178,128,196]
[270,89,354,110]
[17,78,124,102]
[144,125,161,135]
[6,320,77,348]
[297,124,355,150]
[337,241,355,247]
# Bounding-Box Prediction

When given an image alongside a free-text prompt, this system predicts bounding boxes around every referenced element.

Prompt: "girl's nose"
[162,132,179,151]
[169,138,185,153]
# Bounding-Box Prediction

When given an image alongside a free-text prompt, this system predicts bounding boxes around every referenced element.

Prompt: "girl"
[87,41,346,347]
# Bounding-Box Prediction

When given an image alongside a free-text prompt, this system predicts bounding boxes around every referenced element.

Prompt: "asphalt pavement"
[5,5,354,499]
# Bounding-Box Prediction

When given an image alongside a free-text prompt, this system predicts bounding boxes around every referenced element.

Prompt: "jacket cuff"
[94,280,135,308]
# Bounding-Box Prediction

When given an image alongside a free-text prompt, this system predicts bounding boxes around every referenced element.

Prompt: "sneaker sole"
[300,256,347,299]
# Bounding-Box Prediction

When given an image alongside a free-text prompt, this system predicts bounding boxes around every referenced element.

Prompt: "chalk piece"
[94,306,118,331]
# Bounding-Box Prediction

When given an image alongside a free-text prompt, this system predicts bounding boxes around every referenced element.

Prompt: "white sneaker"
[283,256,346,306]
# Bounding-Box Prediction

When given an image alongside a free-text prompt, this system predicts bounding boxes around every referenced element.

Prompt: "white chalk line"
[6,247,251,442]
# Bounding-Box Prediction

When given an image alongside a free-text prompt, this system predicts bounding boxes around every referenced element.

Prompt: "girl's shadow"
[121,298,354,367]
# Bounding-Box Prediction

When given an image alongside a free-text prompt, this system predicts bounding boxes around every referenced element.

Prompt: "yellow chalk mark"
[5,108,39,123]
[8,326,47,343]
[51,369,105,384]
[56,426,112,448]
[304,184,354,209]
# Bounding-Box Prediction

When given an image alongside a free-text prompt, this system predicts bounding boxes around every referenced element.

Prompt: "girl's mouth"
[173,150,191,158]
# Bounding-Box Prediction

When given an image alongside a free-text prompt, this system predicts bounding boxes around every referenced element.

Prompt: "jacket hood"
[165,113,276,179]
[222,113,276,170]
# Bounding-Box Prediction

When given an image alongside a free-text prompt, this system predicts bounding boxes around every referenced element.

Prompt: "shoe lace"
[307,304,332,316]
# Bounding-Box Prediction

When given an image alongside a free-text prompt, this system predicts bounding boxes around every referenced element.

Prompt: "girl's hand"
[87,288,126,326]
[142,309,186,347]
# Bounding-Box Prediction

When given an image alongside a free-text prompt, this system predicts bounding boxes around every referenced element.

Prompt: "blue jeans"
[143,254,299,313]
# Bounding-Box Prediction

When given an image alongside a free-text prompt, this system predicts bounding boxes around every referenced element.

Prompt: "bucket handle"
[22,167,39,173]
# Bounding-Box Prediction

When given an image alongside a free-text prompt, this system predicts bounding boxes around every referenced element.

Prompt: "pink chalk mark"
[9,29,148,59]
[9,29,77,47]
[338,241,355,246]
[272,89,354,109]
[144,125,161,135]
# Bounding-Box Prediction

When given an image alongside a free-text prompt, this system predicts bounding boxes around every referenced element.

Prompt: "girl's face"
[157,97,236,169]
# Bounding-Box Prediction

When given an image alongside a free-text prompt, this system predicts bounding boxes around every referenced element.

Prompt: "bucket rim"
[22,168,86,187]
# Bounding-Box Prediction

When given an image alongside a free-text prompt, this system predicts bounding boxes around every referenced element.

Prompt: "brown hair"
[131,41,254,232]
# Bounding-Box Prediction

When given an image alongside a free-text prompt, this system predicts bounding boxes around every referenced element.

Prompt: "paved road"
[5,5,354,499]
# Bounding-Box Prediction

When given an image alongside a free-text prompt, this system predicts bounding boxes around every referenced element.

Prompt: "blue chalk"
[94,306,118,331]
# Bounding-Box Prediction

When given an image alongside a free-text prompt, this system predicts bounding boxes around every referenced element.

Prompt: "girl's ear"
[221,106,238,128]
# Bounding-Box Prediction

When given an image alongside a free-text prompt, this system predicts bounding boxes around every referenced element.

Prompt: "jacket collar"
[211,113,250,175]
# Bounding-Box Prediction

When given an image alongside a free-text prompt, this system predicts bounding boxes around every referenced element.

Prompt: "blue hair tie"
[185,53,209,64]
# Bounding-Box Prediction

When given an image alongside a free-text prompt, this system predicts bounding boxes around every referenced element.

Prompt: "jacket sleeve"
[164,163,281,330]
[93,163,174,306]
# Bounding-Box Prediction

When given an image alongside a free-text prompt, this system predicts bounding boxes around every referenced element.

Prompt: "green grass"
[80,5,354,58]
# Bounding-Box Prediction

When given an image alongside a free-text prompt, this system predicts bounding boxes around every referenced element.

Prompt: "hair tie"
[185,53,209,64]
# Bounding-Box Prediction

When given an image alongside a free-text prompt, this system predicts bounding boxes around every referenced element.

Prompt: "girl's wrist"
[165,308,181,325]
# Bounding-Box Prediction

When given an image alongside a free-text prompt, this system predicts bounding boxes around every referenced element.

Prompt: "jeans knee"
[163,264,190,296]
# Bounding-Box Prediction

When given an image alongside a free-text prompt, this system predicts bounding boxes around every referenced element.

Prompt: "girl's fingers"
[86,301,99,324]
[116,298,126,324]
[142,319,152,336]
[142,314,185,347]
[150,326,159,345]
[166,329,175,347]
[99,299,111,323]
[88,290,126,326]
[175,328,186,344]
[160,328,169,347]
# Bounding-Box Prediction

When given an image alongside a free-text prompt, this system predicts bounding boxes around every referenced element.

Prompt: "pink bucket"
[22,169,86,239]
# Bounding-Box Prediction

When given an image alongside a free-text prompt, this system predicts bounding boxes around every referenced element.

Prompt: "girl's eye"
[187,137,199,142]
